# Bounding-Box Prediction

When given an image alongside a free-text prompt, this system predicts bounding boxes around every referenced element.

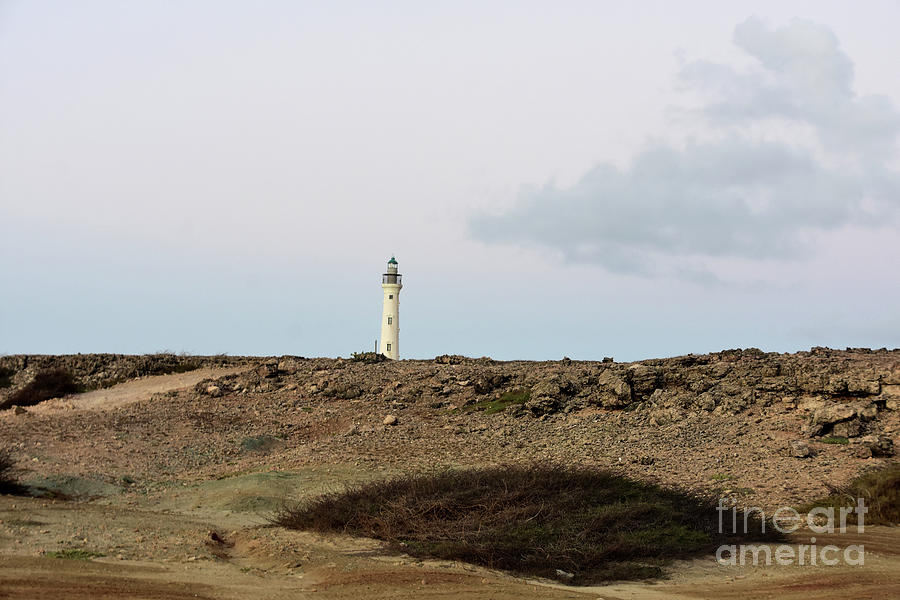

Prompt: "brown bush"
[0,449,27,495]
[274,464,781,584]
[0,368,82,410]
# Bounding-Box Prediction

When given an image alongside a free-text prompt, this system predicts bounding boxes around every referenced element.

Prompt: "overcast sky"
[2,1,899,360]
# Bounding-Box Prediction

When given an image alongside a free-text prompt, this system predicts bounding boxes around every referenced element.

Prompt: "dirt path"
[21,366,248,415]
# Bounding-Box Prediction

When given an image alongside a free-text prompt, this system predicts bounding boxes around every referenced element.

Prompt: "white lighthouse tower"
[380,256,402,359]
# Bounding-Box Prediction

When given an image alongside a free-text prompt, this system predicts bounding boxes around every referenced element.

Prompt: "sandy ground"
[22,367,246,414]
[2,369,899,599]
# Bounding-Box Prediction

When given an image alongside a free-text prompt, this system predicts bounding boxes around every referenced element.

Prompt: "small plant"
[822,436,849,445]
[1,368,83,410]
[46,548,105,560]
[710,473,736,481]
[799,463,900,525]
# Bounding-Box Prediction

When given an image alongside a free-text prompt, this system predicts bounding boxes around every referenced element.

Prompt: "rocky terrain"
[1,348,899,599]
[2,348,899,508]
[0,353,248,397]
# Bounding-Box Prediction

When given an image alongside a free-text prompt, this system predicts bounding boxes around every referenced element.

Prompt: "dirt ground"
[2,365,899,599]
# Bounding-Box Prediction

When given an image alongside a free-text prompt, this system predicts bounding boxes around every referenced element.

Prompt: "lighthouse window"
[387,316,392,324]
[389,294,393,299]
[386,343,392,352]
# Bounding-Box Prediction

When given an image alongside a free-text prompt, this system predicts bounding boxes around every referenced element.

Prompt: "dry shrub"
[0,368,82,410]
[274,464,780,583]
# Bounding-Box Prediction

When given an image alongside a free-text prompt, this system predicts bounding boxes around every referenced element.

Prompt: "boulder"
[256,363,277,378]
[525,394,558,416]
[383,415,398,426]
[277,359,300,374]
[858,403,879,421]
[206,385,222,398]
[880,384,900,411]
[473,374,510,395]
[856,435,894,458]
[847,378,880,396]
[594,370,632,408]
[626,364,661,398]
[805,404,857,437]
[790,440,812,458]
[832,419,863,438]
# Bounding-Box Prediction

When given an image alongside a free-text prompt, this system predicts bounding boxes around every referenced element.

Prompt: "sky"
[1,1,899,361]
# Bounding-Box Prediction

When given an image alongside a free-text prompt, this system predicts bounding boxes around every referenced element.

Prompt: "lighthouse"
[380,256,402,359]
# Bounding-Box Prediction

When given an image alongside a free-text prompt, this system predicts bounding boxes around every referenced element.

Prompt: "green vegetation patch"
[46,549,105,560]
[798,463,900,525]
[463,389,530,415]
[274,464,780,584]
[821,436,850,445]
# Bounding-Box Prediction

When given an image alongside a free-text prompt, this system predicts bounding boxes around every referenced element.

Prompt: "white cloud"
[470,17,900,279]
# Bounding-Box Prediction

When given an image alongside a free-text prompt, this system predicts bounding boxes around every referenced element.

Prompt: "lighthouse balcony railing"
[382,274,402,284]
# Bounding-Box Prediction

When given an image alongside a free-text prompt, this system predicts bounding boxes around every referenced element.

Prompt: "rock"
[473,374,509,395]
[806,404,857,437]
[857,435,894,457]
[11,405,27,415]
[872,435,894,457]
[277,359,300,374]
[858,403,878,421]
[554,569,574,581]
[527,377,576,414]
[594,370,632,408]
[627,364,661,398]
[525,395,558,416]
[329,384,361,399]
[254,360,280,378]
[832,419,863,438]
[434,355,465,365]
[790,440,812,458]
[709,363,733,378]
[847,377,880,396]
[205,385,222,398]
[383,415,398,426]
[696,392,717,412]
[531,379,561,399]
